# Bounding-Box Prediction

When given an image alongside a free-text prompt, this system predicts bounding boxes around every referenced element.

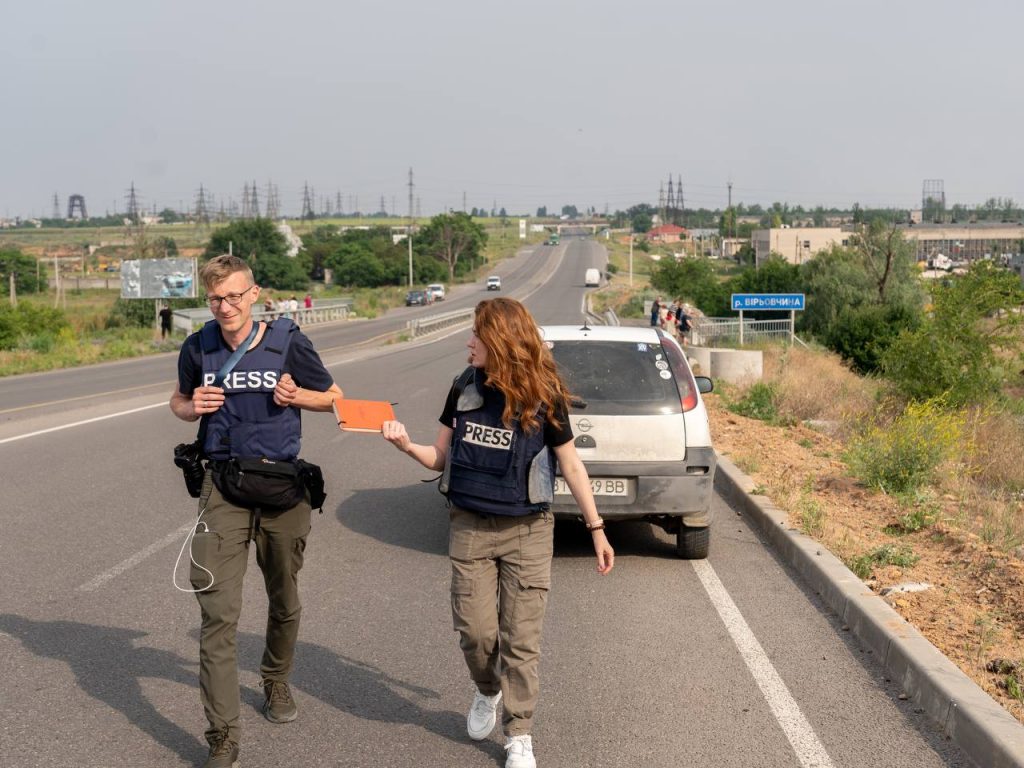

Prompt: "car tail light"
[658,333,699,412]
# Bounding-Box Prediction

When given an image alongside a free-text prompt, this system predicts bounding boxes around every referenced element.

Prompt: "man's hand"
[193,386,225,416]
[274,373,299,407]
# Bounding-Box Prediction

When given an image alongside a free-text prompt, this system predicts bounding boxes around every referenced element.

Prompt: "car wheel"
[676,525,709,559]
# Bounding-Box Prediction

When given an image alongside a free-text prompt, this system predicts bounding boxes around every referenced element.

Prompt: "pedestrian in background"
[381,298,614,768]
[676,303,691,345]
[159,304,173,340]
[650,296,662,327]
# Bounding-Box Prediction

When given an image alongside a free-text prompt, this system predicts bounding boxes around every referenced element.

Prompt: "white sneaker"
[505,734,536,768]
[466,689,502,740]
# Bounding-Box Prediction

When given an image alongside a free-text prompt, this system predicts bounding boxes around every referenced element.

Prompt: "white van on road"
[426,283,446,301]
[584,268,600,287]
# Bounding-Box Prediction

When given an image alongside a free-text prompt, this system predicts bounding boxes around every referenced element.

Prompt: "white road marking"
[0,402,167,445]
[691,558,836,768]
[77,522,195,592]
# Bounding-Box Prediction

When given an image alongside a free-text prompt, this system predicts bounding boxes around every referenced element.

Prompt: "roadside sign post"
[730,293,805,346]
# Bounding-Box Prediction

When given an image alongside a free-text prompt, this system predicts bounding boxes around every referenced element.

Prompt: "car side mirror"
[695,376,713,394]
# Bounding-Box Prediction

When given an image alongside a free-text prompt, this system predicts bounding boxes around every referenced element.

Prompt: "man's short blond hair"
[199,255,255,291]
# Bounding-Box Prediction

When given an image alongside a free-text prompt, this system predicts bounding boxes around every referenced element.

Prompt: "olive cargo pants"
[190,472,311,746]
[449,505,554,737]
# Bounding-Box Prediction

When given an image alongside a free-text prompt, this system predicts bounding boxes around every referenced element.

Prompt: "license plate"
[554,477,629,497]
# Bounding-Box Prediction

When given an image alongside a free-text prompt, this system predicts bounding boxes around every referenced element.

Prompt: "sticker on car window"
[637,343,647,352]
[655,360,668,370]
[659,369,672,379]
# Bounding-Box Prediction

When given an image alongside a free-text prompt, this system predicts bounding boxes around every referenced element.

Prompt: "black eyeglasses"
[206,286,254,307]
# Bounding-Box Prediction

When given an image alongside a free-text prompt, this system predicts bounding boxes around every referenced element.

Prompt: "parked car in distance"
[486,275,502,291]
[426,283,446,301]
[584,268,600,287]
[405,290,430,306]
[541,324,716,558]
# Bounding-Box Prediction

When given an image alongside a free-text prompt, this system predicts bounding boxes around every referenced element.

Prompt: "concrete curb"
[714,453,1024,768]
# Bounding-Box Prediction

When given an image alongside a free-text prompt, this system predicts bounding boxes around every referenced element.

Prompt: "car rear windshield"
[549,340,683,416]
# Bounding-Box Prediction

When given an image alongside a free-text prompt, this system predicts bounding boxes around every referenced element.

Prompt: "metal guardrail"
[407,307,475,338]
[690,317,807,348]
[172,298,353,334]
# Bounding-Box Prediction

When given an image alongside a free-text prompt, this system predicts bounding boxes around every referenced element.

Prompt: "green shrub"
[0,303,70,350]
[728,382,780,423]
[824,302,919,374]
[846,398,964,494]
[846,543,920,579]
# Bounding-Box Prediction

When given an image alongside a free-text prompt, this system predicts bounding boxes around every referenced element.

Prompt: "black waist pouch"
[212,457,305,511]
[295,459,327,513]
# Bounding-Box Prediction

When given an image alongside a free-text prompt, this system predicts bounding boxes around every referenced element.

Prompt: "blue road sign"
[731,293,805,311]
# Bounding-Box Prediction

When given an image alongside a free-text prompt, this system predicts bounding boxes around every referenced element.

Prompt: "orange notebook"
[332,398,396,433]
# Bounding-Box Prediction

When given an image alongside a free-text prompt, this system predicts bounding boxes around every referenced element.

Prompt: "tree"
[651,256,728,315]
[0,249,46,293]
[882,261,1024,405]
[203,219,307,290]
[561,205,578,218]
[849,220,918,303]
[798,241,923,372]
[536,206,548,218]
[631,212,652,233]
[416,212,488,281]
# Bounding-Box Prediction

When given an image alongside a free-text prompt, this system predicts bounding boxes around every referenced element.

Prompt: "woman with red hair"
[382,297,614,768]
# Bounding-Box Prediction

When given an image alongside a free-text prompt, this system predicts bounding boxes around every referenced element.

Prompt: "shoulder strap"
[195,321,259,450]
[453,366,475,398]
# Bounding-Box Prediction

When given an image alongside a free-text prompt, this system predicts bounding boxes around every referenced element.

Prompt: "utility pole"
[629,228,634,287]
[407,167,415,287]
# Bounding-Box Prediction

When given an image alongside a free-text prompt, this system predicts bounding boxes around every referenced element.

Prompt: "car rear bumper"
[549,447,717,526]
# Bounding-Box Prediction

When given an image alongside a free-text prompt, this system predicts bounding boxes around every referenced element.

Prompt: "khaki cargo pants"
[190,471,311,747]
[449,505,554,737]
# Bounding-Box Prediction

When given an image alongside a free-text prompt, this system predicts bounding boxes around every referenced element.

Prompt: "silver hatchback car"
[541,325,716,558]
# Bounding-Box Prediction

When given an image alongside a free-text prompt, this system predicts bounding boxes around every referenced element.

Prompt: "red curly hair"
[473,298,571,434]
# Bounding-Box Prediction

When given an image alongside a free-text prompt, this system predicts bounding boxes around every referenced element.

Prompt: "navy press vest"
[440,368,555,516]
[200,319,301,461]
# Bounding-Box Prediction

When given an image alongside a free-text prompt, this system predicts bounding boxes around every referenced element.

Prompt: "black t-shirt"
[176,321,334,396]
[438,382,574,447]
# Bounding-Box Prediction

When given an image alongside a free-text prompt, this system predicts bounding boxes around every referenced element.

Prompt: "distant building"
[646,224,688,243]
[900,223,1024,263]
[752,227,849,267]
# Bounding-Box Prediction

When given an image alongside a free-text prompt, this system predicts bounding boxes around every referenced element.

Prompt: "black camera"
[173,440,206,498]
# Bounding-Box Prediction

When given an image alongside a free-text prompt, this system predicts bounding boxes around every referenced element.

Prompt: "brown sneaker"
[262,679,298,724]
[203,729,239,768]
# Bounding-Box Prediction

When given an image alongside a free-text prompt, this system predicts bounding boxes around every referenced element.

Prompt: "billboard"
[121,258,196,299]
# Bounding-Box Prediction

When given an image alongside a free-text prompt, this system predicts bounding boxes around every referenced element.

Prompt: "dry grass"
[761,345,879,435]
[966,407,1024,493]
[726,343,1024,560]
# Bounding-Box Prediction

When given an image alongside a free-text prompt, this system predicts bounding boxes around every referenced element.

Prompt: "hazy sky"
[3,0,1023,219]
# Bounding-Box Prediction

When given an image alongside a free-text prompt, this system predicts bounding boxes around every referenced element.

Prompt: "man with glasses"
[170,255,342,768]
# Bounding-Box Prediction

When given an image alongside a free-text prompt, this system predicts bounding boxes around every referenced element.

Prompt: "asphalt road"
[0,239,970,767]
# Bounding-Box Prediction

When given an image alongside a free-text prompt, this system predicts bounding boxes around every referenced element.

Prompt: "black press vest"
[199,319,301,461]
[440,368,554,516]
